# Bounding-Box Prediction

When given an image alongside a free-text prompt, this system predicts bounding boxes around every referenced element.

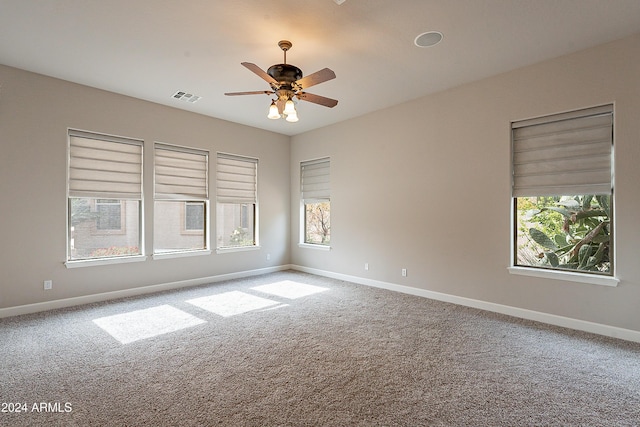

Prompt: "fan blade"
[224,90,273,96]
[241,62,278,86]
[295,68,336,90]
[296,92,338,108]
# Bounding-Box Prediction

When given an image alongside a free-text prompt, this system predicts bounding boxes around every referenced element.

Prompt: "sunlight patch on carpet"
[252,281,329,299]
[258,304,290,312]
[186,291,279,317]
[92,305,206,344]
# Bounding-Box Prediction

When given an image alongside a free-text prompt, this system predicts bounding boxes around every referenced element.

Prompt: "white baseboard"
[0,265,292,319]
[291,265,640,344]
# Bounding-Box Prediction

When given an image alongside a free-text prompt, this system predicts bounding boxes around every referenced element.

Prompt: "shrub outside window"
[515,195,611,274]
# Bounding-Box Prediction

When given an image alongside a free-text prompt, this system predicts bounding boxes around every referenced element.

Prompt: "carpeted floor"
[1,270,639,426]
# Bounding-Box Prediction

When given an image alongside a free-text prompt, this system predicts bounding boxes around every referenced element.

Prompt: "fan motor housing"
[267,64,303,85]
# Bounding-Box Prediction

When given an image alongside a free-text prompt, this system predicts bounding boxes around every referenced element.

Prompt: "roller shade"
[216,153,257,204]
[68,130,143,199]
[512,105,613,197]
[301,158,330,201]
[154,143,208,200]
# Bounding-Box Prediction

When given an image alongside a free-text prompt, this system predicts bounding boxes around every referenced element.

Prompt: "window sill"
[508,266,619,287]
[65,255,147,268]
[216,245,260,254]
[152,250,211,260]
[298,243,331,251]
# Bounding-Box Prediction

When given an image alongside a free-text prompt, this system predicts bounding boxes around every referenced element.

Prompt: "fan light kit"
[225,40,338,123]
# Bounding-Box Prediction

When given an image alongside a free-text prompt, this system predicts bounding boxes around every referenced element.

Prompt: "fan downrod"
[278,40,292,64]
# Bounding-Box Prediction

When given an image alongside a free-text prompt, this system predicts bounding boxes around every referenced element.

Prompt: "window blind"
[512,105,613,197]
[68,130,143,199]
[154,143,208,200]
[216,153,257,204]
[301,158,330,201]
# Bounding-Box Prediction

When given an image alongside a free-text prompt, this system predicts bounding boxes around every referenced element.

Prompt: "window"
[185,202,205,231]
[512,105,613,276]
[216,153,258,249]
[67,130,143,261]
[154,143,209,254]
[301,158,330,245]
[95,199,122,231]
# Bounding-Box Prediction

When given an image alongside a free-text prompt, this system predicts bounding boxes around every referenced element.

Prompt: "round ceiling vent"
[414,31,443,48]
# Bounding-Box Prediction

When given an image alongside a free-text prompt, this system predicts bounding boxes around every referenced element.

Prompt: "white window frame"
[299,157,331,249]
[508,105,618,286]
[65,129,145,267]
[215,152,259,252]
[152,142,210,258]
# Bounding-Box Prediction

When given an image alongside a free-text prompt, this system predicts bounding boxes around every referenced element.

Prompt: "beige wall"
[290,33,640,332]
[0,65,290,309]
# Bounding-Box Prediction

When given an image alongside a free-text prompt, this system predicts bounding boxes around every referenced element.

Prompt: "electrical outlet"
[266,253,271,261]
[401,268,407,277]
[364,263,369,271]
[43,280,52,290]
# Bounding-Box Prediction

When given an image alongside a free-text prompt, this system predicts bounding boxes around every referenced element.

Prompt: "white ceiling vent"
[172,91,201,103]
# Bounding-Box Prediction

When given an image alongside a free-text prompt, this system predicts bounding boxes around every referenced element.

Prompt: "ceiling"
[1,0,639,136]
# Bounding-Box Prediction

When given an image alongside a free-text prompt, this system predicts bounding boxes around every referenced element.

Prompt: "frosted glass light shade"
[267,101,280,119]
[283,99,296,115]
[285,111,299,122]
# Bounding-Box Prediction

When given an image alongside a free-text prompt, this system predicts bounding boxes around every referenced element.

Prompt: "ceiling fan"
[224,40,338,122]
